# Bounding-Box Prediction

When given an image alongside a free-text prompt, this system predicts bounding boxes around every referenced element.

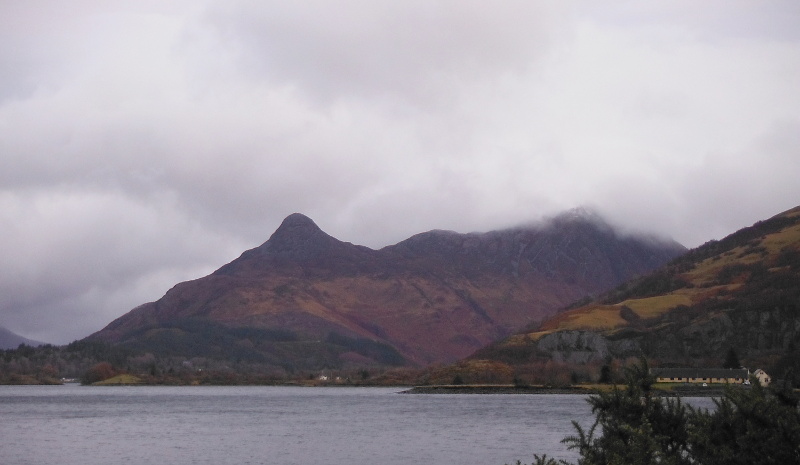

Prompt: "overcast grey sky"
[2,1,799,344]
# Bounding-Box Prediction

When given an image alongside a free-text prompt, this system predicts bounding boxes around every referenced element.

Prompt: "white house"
[753,369,771,386]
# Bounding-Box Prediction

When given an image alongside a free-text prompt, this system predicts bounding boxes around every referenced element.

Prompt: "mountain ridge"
[90,210,686,369]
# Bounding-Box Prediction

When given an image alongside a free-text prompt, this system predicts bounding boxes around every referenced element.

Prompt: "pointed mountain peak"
[276,213,322,233]
[267,213,328,246]
[215,213,374,274]
[245,212,360,263]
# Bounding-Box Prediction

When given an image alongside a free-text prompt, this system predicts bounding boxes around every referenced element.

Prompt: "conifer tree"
[723,348,741,369]
[516,358,800,465]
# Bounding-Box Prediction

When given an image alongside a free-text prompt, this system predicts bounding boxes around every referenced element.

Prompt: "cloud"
[0,189,241,342]
[0,1,798,342]
[205,1,569,107]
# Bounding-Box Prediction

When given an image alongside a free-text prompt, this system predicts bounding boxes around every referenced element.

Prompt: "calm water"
[0,385,595,465]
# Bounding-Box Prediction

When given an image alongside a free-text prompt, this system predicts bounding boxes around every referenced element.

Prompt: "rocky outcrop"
[678,313,735,355]
[537,331,611,363]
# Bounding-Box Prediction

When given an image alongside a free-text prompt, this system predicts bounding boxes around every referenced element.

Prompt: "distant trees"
[1,338,413,386]
[81,362,116,385]
[723,348,741,369]
[598,365,612,384]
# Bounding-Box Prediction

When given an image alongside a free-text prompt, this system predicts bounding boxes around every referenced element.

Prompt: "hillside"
[474,205,800,382]
[0,327,46,350]
[89,210,685,372]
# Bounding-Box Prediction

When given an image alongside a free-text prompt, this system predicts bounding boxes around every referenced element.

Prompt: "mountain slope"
[476,206,800,378]
[90,210,685,369]
[0,327,46,350]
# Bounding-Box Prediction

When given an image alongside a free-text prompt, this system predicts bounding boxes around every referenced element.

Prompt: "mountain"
[474,206,800,382]
[89,210,685,370]
[0,327,46,350]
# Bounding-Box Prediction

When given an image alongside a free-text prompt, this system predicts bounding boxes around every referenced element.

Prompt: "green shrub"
[515,358,800,465]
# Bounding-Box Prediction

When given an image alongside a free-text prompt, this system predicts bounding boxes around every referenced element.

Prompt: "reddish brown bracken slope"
[91,211,685,366]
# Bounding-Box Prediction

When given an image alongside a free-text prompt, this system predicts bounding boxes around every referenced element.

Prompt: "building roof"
[652,368,748,379]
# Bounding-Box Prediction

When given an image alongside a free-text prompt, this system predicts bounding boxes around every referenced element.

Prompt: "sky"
[1,1,799,344]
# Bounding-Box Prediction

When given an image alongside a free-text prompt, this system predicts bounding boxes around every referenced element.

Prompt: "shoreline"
[400,384,732,396]
[400,384,599,395]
